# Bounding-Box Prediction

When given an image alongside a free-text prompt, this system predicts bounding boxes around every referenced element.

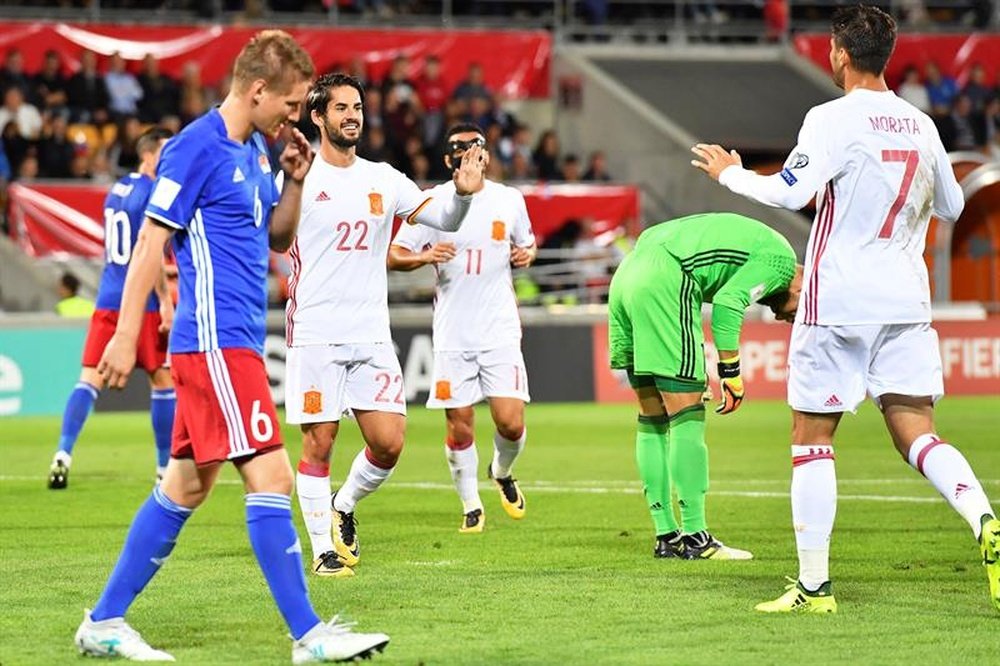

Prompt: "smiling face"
[313,84,363,149]
[251,77,310,138]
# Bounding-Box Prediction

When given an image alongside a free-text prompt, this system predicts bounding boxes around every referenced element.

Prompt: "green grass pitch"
[1,398,998,665]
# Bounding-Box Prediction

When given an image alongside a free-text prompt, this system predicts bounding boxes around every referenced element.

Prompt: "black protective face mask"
[447,136,486,170]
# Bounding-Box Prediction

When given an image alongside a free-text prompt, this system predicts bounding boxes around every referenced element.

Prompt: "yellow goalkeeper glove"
[716,355,744,415]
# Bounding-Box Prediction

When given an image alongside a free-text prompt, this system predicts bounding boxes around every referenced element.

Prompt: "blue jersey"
[145,108,279,355]
[95,173,159,312]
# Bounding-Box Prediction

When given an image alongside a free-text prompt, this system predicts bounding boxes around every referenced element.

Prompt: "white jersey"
[719,88,964,326]
[392,180,535,351]
[286,156,434,346]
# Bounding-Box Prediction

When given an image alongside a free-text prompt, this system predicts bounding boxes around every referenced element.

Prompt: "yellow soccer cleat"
[488,467,525,520]
[331,497,360,567]
[459,508,485,534]
[981,516,1000,612]
[311,551,355,578]
[755,579,837,614]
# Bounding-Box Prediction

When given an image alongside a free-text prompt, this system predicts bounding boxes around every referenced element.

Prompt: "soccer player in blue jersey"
[73,31,389,663]
[47,127,174,490]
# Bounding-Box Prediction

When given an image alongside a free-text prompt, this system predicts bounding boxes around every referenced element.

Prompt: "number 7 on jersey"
[878,149,919,239]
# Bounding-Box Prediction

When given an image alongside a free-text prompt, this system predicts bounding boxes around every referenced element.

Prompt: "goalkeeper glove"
[716,355,744,415]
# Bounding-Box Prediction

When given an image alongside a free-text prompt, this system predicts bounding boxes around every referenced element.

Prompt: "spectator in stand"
[383,86,422,159]
[68,150,91,180]
[924,61,959,111]
[90,149,114,185]
[896,65,930,112]
[178,61,208,125]
[410,152,430,182]
[415,55,448,147]
[453,62,492,112]
[986,98,1000,158]
[0,140,10,182]
[159,114,182,135]
[38,114,76,179]
[17,154,39,182]
[357,125,393,163]
[583,150,613,182]
[137,53,180,123]
[0,87,43,141]
[32,50,69,117]
[67,50,110,125]
[533,129,561,180]
[509,151,532,180]
[465,95,496,130]
[2,120,31,174]
[109,115,143,175]
[0,49,32,99]
[346,55,370,90]
[363,87,384,131]
[381,54,418,107]
[949,95,986,151]
[105,52,143,119]
[962,63,993,114]
[561,153,582,182]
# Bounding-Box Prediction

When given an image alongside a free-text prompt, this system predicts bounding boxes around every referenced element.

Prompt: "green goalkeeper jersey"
[634,212,797,351]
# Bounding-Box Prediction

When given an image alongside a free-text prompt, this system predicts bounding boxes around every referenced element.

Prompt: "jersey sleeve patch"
[149,177,182,211]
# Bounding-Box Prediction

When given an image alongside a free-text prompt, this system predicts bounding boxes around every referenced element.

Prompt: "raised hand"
[690,143,743,181]
[454,144,487,195]
[280,128,315,183]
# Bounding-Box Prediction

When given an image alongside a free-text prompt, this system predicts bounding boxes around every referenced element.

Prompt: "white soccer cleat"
[74,609,175,661]
[292,615,389,664]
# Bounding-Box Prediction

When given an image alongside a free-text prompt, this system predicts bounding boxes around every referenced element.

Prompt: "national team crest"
[435,380,452,401]
[369,192,384,215]
[491,221,506,241]
[303,390,323,415]
[258,153,272,174]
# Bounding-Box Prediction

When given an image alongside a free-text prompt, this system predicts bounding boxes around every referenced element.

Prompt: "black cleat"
[48,461,69,490]
[680,530,753,560]
[654,531,685,558]
[459,508,485,533]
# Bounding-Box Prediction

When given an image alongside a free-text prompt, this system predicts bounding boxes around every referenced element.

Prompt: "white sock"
[334,449,394,514]
[908,433,995,538]
[791,445,837,590]
[491,428,526,479]
[54,451,72,466]
[296,470,334,559]
[446,442,483,514]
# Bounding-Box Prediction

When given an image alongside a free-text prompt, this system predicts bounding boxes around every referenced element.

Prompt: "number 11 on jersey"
[465,249,482,275]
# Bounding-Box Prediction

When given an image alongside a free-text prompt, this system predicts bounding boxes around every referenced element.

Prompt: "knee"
[367,434,405,467]
[446,420,475,446]
[496,416,525,442]
[301,432,333,463]
[264,465,295,496]
[160,474,210,510]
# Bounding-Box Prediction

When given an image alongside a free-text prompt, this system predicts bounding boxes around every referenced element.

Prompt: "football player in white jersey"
[286,74,486,577]
[692,4,998,614]
[388,124,536,533]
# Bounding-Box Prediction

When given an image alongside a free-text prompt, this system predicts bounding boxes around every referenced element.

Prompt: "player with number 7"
[692,4,998,615]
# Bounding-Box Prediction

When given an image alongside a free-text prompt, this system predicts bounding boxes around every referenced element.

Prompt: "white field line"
[5,475,997,503]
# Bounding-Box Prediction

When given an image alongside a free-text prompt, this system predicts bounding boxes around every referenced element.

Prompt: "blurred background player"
[74,32,389,662]
[54,272,95,318]
[47,127,174,490]
[607,212,803,561]
[389,123,536,533]
[285,74,486,576]
[693,5,999,613]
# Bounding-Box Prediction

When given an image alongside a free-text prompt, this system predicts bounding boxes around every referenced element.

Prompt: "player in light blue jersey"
[47,127,174,490]
[73,31,389,663]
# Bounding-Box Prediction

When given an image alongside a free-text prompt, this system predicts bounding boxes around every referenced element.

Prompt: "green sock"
[635,414,677,535]
[668,405,708,534]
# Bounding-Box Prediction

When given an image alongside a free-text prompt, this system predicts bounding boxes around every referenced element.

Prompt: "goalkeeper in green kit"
[608,212,802,560]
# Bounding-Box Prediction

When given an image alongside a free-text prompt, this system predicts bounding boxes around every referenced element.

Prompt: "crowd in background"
[0,47,612,196]
[895,61,1000,154]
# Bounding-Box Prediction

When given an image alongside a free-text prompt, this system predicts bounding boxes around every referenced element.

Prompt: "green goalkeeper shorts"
[607,248,707,392]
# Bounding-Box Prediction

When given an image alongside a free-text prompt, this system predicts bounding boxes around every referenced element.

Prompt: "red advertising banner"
[793,33,1000,88]
[593,320,1000,403]
[8,181,640,257]
[0,22,551,99]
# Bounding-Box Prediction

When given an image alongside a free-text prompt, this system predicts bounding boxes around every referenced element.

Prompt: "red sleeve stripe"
[405,197,433,226]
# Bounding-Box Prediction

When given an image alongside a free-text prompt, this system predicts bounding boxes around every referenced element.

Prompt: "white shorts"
[426,345,531,409]
[787,322,944,413]
[285,343,407,424]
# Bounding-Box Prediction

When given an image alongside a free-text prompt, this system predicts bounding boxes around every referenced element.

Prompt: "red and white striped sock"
[791,444,837,591]
[907,433,995,538]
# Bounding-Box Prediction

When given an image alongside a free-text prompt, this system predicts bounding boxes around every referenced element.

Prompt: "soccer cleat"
[981,515,1000,612]
[488,466,525,519]
[331,495,360,567]
[291,615,389,664]
[459,508,485,533]
[755,579,837,614]
[680,531,753,560]
[74,609,176,661]
[654,531,685,558]
[312,551,355,578]
[48,460,69,490]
